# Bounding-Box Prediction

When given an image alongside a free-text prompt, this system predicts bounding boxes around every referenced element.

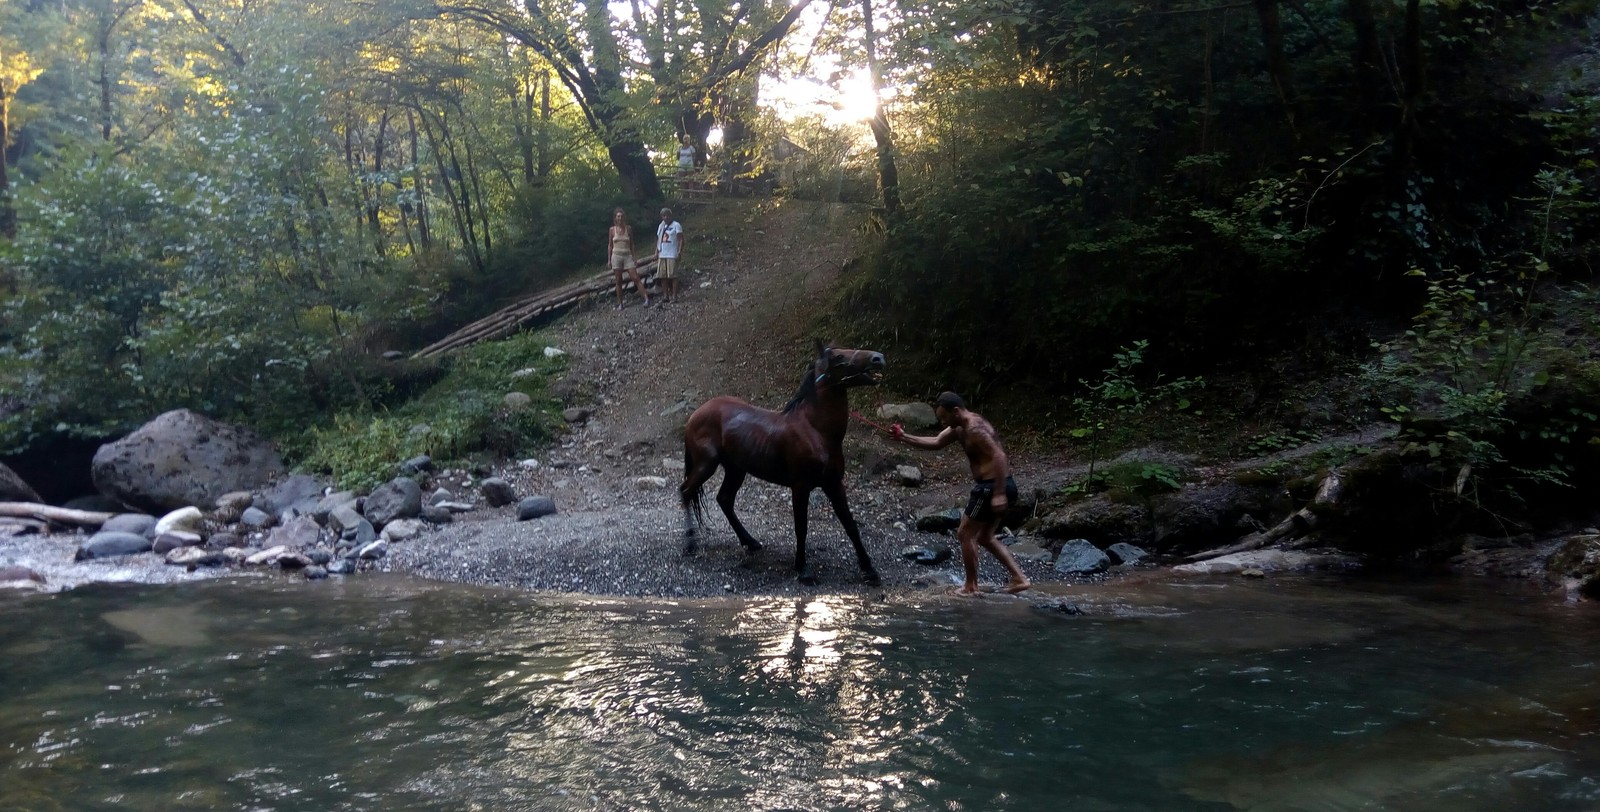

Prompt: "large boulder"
[1147,481,1284,553]
[877,402,939,430]
[75,531,154,560]
[1039,495,1151,547]
[363,477,422,527]
[91,410,284,513]
[0,461,42,503]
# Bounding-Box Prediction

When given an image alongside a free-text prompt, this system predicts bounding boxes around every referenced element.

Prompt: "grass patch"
[282,331,567,490]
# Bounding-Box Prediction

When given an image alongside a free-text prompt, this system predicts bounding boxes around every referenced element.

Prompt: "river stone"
[897,466,924,487]
[427,488,454,506]
[212,491,254,524]
[0,566,45,585]
[153,531,204,554]
[257,474,325,515]
[221,547,251,564]
[1107,542,1150,566]
[306,547,333,565]
[314,491,358,525]
[421,506,454,525]
[435,501,475,513]
[155,506,205,536]
[503,392,533,411]
[877,402,938,429]
[1544,534,1600,599]
[381,519,423,543]
[400,455,435,476]
[102,513,158,538]
[1054,539,1111,575]
[328,504,365,534]
[244,545,290,566]
[165,547,223,567]
[358,540,388,560]
[208,531,243,549]
[481,478,517,508]
[90,409,285,513]
[517,496,558,521]
[276,552,313,570]
[1172,549,1363,575]
[341,518,377,547]
[916,507,962,533]
[304,565,328,580]
[364,477,422,526]
[635,476,669,490]
[1006,540,1054,562]
[75,531,155,561]
[900,545,952,566]
[0,461,42,503]
[268,515,323,549]
[563,407,591,424]
[327,559,355,575]
[240,507,275,529]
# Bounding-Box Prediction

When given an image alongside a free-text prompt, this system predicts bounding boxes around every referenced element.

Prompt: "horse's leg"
[822,478,881,587]
[715,470,763,552]
[679,452,720,557]
[791,487,816,586]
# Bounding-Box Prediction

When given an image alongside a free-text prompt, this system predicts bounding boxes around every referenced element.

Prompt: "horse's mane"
[781,360,819,414]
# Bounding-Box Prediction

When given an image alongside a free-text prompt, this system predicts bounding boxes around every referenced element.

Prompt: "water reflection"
[3,577,1600,811]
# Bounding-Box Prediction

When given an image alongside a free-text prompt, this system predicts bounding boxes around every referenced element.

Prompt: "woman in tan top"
[608,207,651,309]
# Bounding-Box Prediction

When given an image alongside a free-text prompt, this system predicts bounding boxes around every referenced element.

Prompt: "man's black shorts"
[965,476,1018,521]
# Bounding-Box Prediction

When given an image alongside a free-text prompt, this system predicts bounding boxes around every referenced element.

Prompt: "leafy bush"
[283,331,566,490]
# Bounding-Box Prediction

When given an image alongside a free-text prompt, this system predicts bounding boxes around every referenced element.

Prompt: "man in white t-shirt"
[656,208,685,303]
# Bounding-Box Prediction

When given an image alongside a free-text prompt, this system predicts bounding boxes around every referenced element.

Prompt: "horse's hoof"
[681,544,698,558]
[798,569,819,586]
[863,571,882,588]
[742,539,763,553]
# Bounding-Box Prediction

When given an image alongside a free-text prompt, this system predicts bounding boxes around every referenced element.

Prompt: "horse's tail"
[681,444,708,535]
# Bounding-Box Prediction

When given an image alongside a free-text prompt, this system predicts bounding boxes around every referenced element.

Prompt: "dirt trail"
[385,200,1078,599]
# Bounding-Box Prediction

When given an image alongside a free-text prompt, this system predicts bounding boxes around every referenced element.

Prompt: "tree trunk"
[537,70,552,180]
[1344,0,1383,130]
[861,0,900,217]
[1252,0,1297,135]
[0,86,13,240]
[369,110,390,257]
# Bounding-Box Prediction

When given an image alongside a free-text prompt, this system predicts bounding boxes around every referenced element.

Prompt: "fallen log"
[0,502,115,528]
[1185,470,1344,562]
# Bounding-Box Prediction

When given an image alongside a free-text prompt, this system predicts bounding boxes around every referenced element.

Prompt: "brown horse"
[680,341,886,586]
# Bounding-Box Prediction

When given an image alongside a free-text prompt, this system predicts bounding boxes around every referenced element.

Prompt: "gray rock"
[1173,549,1362,575]
[896,465,923,487]
[155,506,205,535]
[517,496,558,521]
[314,491,358,524]
[916,507,962,533]
[207,532,244,549]
[1039,495,1150,546]
[326,559,355,575]
[563,407,592,424]
[329,505,365,534]
[634,476,669,490]
[434,501,475,513]
[1053,539,1111,575]
[244,545,290,566]
[268,515,323,549]
[899,545,952,566]
[90,409,285,512]
[212,491,254,523]
[0,461,42,503]
[341,518,377,547]
[306,547,333,565]
[0,566,45,584]
[358,540,389,560]
[877,402,939,429]
[1006,540,1054,562]
[75,531,155,561]
[153,531,204,554]
[304,565,329,580]
[364,477,423,526]
[480,477,517,508]
[380,519,423,543]
[427,488,455,506]
[240,506,275,529]
[503,392,533,410]
[164,547,223,567]
[1107,542,1150,566]
[400,455,434,476]
[276,552,313,570]
[102,513,158,538]
[420,506,454,525]
[257,474,326,515]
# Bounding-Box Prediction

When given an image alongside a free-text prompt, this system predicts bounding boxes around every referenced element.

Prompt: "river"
[2,574,1598,811]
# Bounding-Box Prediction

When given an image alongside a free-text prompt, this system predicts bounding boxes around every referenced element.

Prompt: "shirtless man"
[893,392,1032,596]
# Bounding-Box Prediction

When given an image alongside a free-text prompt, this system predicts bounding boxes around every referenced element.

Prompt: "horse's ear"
[813,338,828,368]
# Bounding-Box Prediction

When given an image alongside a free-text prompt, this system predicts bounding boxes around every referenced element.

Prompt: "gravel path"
[380,200,1085,600]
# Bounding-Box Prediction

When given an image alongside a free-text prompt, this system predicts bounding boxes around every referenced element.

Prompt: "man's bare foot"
[948,586,981,597]
[1001,579,1033,594]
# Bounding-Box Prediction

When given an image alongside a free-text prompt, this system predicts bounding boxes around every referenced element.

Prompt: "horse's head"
[813,340,886,389]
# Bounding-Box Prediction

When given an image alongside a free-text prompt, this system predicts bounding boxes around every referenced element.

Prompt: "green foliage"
[1246,429,1323,456]
[284,331,566,490]
[1068,340,1203,491]
[1063,461,1186,500]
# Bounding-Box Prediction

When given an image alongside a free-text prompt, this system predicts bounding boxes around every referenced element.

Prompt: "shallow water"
[2,575,1599,811]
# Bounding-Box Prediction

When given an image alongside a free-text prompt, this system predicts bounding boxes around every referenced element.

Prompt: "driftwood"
[1185,470,1344,562]
[0,502,116,528]
[413,255,659,359]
